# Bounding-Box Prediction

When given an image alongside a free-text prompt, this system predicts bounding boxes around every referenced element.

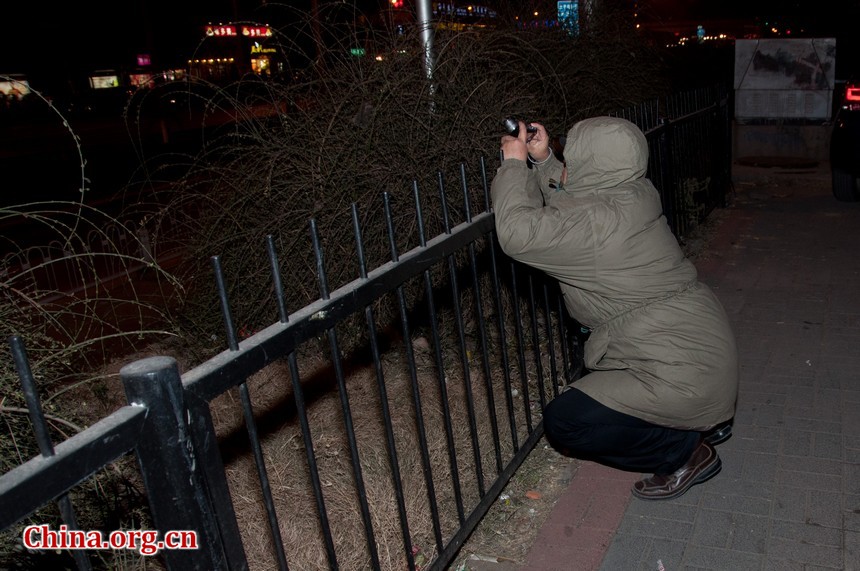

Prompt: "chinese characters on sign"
[205,25,272,38]
[205,25,238,37]
[242,26,272,37]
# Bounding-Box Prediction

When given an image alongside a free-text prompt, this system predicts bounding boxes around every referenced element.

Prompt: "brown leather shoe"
[631,440,721,500]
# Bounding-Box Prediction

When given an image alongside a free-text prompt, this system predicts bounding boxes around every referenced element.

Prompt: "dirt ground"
[452,440,579,570]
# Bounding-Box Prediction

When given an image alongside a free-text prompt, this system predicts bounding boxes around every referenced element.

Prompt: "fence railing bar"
[212,252,289,569]
[441,168,483,508]
[656,117,677,234]
[460,164,472,224]
[438,172,452,234]
[670,117,687,236]
[310,218,381,570]
[412,201,471,521]
[367,301,418,568]
[542,284,559,401]
[696,107,707,179]
[238,379,288,570]
[382,195,400,263]
[557,296,573,386]
[385,193,445,553]
[401,282,446,553]
[309,219,332,299]
[286,351,339,568]
[460,163,499,486]
[352,204,417,571]
[427,421,545,571]
[467,239,503,477]
[11,336,57,459]
[0,405,148,531]
[211,255,240,352]
[641,99,715,138]
[488,241,519,450]
[351,203,370,280]
[8,336,92,571]
[413,182,427,249]
[555,295,572,385]
[527,273,548,412]
[480,156,490,213]
[426,248,469,522]
[445,246,480,514]
[266,235,289,323]
[184,214,496,403]
[269,227,339,568]
[509,262,534,431]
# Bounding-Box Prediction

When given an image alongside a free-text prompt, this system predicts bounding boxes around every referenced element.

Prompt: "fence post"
[719,93,732,208]
[121,356,226,570]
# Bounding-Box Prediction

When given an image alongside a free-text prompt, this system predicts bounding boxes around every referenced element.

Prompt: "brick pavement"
[518,162,860,570]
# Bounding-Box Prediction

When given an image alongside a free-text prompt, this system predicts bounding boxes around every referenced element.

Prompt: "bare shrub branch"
[154,5,667,357]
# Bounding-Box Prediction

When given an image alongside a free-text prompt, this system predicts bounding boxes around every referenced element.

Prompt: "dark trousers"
[543,388,701,475]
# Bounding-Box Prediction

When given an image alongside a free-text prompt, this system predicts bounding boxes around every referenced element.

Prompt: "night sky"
[4,0,244,77]
[1,0,394,91]
[1,0,857,92]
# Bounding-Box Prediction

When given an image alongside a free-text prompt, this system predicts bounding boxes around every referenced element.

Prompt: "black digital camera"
[502,117,538,138]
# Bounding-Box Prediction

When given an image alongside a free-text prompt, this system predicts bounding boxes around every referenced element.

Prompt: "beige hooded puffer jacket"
[491,116,737,429]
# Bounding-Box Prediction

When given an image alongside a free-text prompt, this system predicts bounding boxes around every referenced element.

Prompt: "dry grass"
[203,280,569,570]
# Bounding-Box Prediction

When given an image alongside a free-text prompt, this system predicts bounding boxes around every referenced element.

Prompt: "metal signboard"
[734,38,836,120]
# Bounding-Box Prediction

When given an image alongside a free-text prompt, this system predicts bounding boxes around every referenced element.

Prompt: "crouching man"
[491,116,738,500]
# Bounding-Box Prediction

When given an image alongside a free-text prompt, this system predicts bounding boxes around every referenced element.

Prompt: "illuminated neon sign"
[242,26,272,37]
[251,45,277,54]
[205,25,238,37]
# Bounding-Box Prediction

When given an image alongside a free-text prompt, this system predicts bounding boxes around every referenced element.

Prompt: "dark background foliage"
[151,3,671,357]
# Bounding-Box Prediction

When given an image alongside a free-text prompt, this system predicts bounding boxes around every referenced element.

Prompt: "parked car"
[830,80,860,201]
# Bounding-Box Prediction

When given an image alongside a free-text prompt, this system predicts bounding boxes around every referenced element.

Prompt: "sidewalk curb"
[520,462,639,571]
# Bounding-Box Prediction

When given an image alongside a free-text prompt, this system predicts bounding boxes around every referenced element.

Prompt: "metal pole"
[415,0,436,84]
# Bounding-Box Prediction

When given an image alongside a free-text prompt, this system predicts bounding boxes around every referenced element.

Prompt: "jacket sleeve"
[490,159,593,271]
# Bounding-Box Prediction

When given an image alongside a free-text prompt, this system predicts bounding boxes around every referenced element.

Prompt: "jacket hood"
[562,116,648,193]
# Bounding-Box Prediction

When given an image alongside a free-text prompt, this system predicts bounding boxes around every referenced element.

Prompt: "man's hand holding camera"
[500,120,551,164]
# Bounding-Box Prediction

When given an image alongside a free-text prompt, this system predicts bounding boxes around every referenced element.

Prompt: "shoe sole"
[631,457,723,501]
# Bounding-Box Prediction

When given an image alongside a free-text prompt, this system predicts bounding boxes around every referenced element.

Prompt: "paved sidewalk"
[520,162,860,570]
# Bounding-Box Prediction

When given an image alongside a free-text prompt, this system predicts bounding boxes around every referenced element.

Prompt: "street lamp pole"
[415,0,435,83]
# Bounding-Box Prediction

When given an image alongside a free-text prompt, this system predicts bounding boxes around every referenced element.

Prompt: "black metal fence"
[0,86,730,571]
[615,85,732,237]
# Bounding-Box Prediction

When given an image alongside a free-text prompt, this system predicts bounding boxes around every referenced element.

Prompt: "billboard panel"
[734,38,836,120]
